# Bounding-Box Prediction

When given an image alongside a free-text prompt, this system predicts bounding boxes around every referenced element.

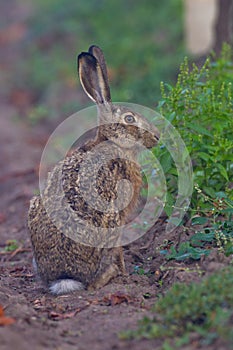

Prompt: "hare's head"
[78,45,160,150]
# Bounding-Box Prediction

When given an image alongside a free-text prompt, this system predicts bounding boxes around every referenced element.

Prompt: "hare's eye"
[124,114,135,124]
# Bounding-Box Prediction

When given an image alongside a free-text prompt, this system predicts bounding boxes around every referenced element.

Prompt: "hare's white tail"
[49,279,84,295]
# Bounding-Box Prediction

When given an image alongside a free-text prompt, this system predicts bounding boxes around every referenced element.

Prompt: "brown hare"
[28,45,160,295]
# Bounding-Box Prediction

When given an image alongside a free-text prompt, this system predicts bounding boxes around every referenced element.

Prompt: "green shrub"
[161,206,233,261]
[122,267,233,347]
[155,44,233,213]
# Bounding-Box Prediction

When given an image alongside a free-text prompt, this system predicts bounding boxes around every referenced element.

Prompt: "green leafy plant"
[133,266,147,275]
[160,190,233,261]
[3,239,19,252]
[191,219,233,256]
[190,191,233,255]
[122,267,233,348]
[155,44,233,215]
[162,210,233,262]
[164,241,210,261]
[163,221,233,261]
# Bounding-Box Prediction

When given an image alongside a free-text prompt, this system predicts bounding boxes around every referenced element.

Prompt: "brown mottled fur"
[28,46,160,294]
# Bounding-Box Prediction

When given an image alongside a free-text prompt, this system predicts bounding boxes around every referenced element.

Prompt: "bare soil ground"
[0,2,232,350]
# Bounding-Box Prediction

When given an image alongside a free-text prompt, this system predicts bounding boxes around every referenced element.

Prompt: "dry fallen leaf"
[0,212,6,224]
[0,23,27,45]
[49,309,81,321]
[49,302,90,321]
[102,292,131,306]
[0,305,15,326]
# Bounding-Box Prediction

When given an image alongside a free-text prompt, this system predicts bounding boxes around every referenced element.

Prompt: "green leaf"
[187,123,213,137]
[202,186,216,198]
[164,83,173,91]
[160,152,173,173]
[191,216,209,225]
[168,111,176,122]
[157,100,166,109]
[4,239,19,252]
[164,191,175,216]
[191,231,215,246]
[198,152,211,162]
[215,163,229,181]
[225,243,233,256]
[165,242,210,261]
[215,191,228,199]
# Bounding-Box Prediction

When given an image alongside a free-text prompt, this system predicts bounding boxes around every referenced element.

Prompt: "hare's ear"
[88,45,109,87]
[78,50,111,105]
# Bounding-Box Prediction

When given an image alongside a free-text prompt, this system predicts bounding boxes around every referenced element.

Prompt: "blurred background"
[0,0,232,125]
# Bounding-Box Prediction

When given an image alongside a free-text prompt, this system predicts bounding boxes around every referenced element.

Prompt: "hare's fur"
[28,45,160,294]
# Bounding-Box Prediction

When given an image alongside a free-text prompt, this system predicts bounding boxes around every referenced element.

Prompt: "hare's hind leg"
[87,247,126,291]
[116,247,126,275]
[87,263,120,291]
